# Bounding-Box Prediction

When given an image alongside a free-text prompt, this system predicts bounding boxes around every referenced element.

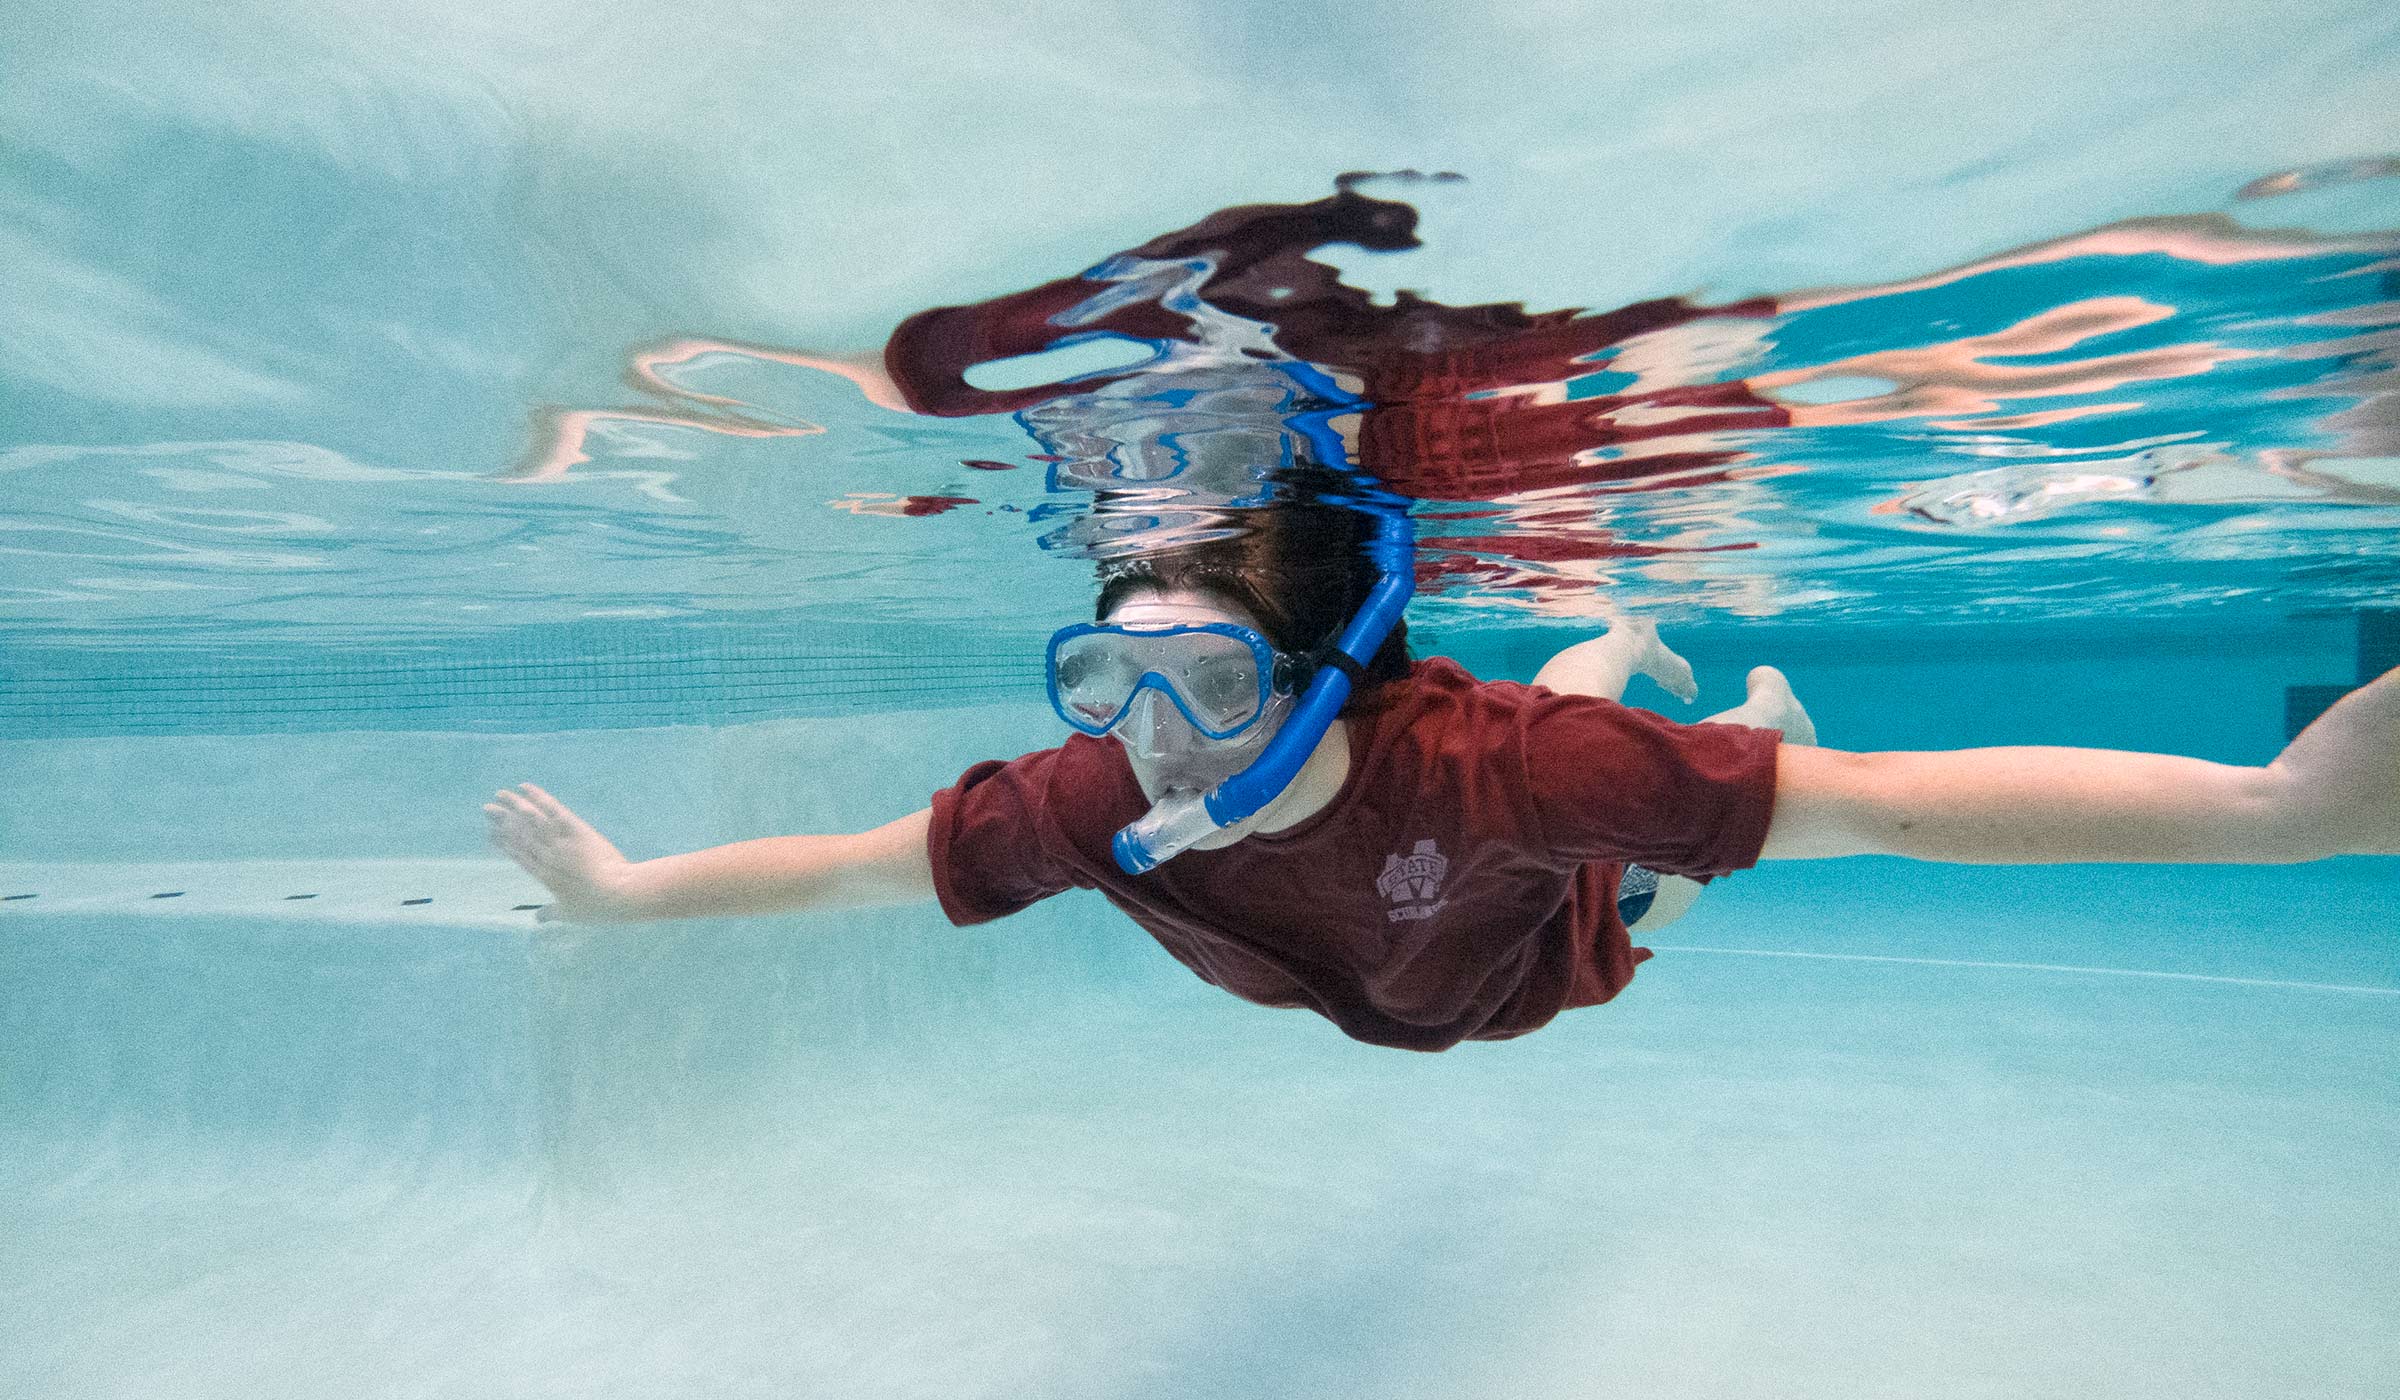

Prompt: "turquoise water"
[5,2,2400,1396]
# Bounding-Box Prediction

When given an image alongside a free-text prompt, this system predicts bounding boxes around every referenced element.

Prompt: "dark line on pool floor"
[3,888,550,913]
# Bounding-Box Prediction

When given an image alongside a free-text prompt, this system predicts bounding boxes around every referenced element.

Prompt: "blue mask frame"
[1046,621,1298,741]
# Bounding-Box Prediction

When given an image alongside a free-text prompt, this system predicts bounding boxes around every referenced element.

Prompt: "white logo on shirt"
[1376,838,1450,922]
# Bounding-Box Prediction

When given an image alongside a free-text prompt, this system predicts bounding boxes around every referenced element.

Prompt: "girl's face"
[1100,587,1293,801]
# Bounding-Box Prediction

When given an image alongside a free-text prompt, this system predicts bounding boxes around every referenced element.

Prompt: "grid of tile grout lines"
[0,621,1048,737]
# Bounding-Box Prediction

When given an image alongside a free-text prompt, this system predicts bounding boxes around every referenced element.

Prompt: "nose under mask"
[1115,687,1285,795]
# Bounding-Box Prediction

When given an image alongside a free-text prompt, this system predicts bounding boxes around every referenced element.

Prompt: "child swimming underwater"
[485,501,2400,1053]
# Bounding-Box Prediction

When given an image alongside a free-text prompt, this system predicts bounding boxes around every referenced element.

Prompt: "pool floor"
[4,861,2395,1398]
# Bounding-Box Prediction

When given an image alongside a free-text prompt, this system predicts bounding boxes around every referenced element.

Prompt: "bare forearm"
[620,835,860,918]
[616,810,936,920]
[1766,666,2400,866]
[1766,745,2316,864]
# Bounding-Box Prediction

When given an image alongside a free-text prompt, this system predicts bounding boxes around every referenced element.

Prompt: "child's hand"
[483,783,640,923]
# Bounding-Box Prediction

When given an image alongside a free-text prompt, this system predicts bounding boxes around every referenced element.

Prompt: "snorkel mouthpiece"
[1110,475,1413,875]
[1112,791,1215,874]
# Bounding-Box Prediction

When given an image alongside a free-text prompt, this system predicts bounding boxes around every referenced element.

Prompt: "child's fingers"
[482,805,549,860]
[518,784,573,823]
[486,824,533,863]
[500,837,562,882]
[493,789,574,838]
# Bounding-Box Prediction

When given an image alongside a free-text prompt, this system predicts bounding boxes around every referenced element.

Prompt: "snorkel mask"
[1048,618,1303,796]
[1046,361,1416,874]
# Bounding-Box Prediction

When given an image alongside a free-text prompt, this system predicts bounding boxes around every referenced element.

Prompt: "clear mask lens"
[1051,626,1273,739]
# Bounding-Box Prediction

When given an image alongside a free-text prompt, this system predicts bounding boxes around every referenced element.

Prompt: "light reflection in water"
[6,172,2398,638]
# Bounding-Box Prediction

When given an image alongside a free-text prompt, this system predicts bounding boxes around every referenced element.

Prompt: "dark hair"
[1093,492,1412,708]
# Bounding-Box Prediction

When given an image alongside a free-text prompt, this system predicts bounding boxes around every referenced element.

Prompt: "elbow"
[2257,760,2373,863]
[1759,746,1893,860]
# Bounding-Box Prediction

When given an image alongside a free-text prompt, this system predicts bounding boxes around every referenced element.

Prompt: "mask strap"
[1304,642,1369,689]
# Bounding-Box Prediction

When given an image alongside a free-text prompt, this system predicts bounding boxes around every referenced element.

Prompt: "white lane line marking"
[1649,945,2400,997]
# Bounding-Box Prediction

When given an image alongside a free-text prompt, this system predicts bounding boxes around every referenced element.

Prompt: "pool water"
[6,631,2394,1397]
[5,1,2400,1395]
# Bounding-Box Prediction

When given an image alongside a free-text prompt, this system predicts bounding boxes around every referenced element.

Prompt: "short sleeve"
[927,750,1085,925]
[1516,691,1782,879]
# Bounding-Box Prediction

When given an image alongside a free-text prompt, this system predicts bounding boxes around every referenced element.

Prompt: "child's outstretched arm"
[485,783,936,923]
[1760,665,2400,865]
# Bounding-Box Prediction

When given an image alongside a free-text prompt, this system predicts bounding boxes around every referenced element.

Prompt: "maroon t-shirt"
[928,657,1782,1052]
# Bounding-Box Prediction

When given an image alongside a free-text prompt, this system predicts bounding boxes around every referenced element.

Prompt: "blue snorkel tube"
[1111,365,1414,874]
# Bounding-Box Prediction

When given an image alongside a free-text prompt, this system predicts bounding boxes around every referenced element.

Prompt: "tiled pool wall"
[4,614,2364,863]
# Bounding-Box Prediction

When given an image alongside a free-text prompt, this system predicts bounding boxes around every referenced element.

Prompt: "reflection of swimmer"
[486,499,2400,1052]
[784,185,1796,602]
[868,181,1792,503]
